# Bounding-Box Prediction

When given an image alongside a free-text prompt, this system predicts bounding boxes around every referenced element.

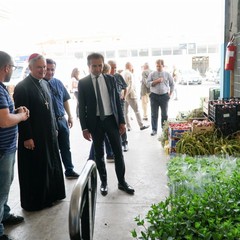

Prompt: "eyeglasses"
[9,65,17,71]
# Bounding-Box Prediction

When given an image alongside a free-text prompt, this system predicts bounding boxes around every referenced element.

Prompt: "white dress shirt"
[91,74,112,116]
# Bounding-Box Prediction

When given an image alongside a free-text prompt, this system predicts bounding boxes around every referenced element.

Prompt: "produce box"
[168,122,191,138]
[169,139,179,148]
[188,117,208,122]
[191,120,214,133]
[208,102,237,123]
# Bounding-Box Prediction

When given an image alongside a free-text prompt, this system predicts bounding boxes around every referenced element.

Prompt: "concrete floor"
[5,100,170,240]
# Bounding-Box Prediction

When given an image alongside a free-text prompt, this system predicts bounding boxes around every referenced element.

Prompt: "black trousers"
[120,99,128,145]
[90,115,126,185]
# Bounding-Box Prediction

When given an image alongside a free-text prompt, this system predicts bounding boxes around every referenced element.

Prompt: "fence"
[69,160,97,240]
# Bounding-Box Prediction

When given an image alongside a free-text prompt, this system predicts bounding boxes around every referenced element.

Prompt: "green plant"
[176,130,240,156]
[159,120,170,147]
[131,156,240,239]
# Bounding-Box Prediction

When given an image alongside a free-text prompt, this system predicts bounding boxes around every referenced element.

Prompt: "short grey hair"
[28,54,45,67]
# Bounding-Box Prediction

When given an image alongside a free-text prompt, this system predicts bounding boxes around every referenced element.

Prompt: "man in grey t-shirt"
[147,59,174,136]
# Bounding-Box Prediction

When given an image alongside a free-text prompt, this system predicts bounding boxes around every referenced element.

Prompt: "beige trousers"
[124,98,143,129]
[141,94,149,118]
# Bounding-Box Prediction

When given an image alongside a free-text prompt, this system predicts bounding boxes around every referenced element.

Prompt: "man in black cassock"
[13,53,65,211]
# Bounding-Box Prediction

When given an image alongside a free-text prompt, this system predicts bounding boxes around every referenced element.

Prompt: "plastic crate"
[209,87,220,100]
[169,138,179,148]
[237,105,240,130]
[208,103,236,123]
[215,122,238,136]
[169,127,190,138]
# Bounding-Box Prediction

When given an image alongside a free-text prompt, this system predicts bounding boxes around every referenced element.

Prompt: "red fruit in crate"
[192,120,198,124]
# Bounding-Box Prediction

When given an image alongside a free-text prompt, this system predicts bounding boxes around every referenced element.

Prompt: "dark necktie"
[95,76,105,120]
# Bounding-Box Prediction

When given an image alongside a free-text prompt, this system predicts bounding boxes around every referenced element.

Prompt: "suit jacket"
[78,74,125,133]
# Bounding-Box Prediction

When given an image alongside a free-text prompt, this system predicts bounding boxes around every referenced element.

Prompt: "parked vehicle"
[178,69,202,85]
[205,68,220,83]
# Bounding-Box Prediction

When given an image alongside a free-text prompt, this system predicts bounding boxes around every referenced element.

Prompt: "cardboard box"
[191,122,214,133]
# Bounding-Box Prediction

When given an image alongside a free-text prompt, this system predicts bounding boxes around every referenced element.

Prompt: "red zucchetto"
[28,53,40,62]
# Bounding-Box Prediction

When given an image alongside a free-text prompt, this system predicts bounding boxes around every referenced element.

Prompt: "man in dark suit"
[78,53,134,196]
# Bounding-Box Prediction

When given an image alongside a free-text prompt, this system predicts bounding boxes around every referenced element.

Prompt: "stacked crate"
[168,122,191,154]
[191,119,214,133]
[237,104,240,130]
[208,98,239,135]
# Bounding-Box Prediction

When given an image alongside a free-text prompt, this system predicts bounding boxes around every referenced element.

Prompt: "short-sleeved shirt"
[46,78,71,118]
[0,83,18,153]
[147,71,174,95]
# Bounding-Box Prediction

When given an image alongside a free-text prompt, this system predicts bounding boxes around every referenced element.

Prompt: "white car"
[178,69,202,85]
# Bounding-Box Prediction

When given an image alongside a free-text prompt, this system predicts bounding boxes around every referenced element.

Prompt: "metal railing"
[69,160,97,240]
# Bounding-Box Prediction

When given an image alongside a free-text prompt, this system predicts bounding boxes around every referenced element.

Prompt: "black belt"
[96,114,113,120]
[56,116,65,120]
[151,92,168,96]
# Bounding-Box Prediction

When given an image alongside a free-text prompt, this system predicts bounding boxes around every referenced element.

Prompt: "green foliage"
[175,108,205,121]
[159,106,205,148]
[159,121,170,147]
[176,130,240,156]
[131,156,240,239]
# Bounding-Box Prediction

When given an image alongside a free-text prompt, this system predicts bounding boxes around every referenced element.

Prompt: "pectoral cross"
[45,101,49,109]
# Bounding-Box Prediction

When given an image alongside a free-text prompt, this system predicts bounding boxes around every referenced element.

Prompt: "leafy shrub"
[131,156,240,239]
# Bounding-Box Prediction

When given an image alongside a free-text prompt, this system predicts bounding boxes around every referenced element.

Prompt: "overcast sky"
[1,0,224,54]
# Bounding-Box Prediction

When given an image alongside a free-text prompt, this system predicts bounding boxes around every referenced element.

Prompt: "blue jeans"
[150,92,170,132]
[0,151,16,236]
[88,135,113,160]
[57,118,74,174]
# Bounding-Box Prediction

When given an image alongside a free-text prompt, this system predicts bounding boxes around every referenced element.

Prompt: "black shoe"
[123,144,129,152]
[0,235,13,240]
[143,117,148,121]
[65,170,79,179]
[151,130,157,136]
[127,128,131,131]
[118,182,135,195]
[1,214,24,225]
[100,183,108,196]
[140,125,149,130]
